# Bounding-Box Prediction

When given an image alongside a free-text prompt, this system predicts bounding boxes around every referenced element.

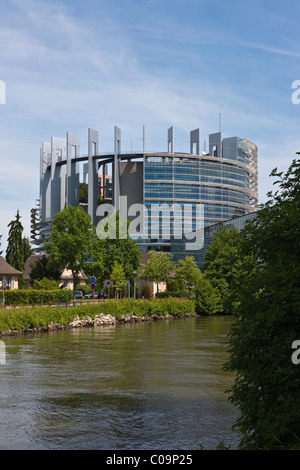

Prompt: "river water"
[0,315,239,450]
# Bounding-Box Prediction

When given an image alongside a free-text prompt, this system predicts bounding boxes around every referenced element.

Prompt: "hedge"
[3,289,73,305]
[156,291,188,298]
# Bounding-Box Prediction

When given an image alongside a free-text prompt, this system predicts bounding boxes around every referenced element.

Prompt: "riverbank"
[0,298,196,337]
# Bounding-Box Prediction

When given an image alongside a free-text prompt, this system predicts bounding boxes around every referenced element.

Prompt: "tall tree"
[202,225,248,314]
[45,206,95,298]
[0,234,2,256]
[30,254,61,284]
[224,158,300,450]
[110,261,127,299]
[6,210,24,271]
[194,275,222,315]
[175,256,202,291]
[142,251,175,294]
[90,211,142,283]
[23,236,34,263]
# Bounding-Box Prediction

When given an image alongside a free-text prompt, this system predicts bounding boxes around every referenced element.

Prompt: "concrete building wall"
[66,132,80,208]
[119,161,144,215]
[51,136,66,220]
[88,128,99,225]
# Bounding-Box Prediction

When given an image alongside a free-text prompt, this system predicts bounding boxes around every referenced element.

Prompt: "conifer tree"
[6,210,24,272]
[23,236,34,263]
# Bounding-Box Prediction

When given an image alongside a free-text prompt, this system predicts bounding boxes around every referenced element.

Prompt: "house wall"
[59,267,87,290]
[137,279,167,298]
[0,276,19,290]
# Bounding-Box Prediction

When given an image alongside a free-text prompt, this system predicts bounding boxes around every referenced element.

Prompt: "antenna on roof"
[219,112,222,133]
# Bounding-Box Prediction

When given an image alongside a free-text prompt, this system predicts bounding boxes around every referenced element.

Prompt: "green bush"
[33,278,59,290]
[224,160,300,450]
[156,291,187,298]
[4,289,72,305]
[194,278,222,315]
[78,284,95,296]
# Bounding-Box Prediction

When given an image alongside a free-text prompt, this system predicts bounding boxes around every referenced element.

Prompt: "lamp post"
[107,281,110,300]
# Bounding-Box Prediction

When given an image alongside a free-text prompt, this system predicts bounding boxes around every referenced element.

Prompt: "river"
[0,315,239,450]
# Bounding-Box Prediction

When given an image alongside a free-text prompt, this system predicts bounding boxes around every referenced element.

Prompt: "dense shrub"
[156,291,187,298]
[142,298,195,317]
[224,160,300,450]
[194,278,222,315]
[4,289,72,305]
[33,278,59,290]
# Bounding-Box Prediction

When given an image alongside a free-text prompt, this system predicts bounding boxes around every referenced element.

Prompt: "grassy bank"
[0,298,196,336]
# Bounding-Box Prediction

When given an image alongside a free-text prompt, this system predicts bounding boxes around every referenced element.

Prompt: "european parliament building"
[32,125,258,263]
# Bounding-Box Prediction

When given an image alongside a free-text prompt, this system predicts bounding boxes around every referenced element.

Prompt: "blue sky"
[0,0,300,252]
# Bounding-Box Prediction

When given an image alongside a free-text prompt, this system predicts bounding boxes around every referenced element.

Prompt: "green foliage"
[6,210,24,272]
[224,158,300,450]
[77,284,93,296]
[79,182,88,203]
[175,256,202,290]
[23,237,34,262]
[194,275,222,315]
[202,226,249,314]
[166,278,181,292]
[0,297,195,333]
[110,261,127,298]
[33,278,59,290]
[90,211,141,283]
[156,291,186,298]
[30,255,61,283]
[79,182,105,205]
[142,251,175,290]
[0,305,77,332]
[141,284,152,299]
[4,289,72,305]
[45,206,95,297]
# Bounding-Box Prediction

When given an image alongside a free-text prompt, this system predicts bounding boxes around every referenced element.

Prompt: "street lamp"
[107,281,110,300]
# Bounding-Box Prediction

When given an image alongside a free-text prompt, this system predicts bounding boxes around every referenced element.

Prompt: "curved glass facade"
[171,212,257,269]
[141,144,257,252]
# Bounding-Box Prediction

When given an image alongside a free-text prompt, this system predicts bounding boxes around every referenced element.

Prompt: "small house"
[0,256,23,290]
[24,254,87,290]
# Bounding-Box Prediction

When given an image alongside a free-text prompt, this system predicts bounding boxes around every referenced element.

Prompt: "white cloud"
[0,0,299,254]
